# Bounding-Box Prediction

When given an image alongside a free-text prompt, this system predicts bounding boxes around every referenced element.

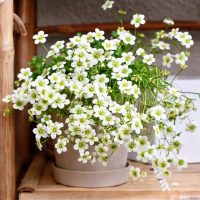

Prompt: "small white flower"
[143,54,155,65]
[102,0,114,10]
[131,84,141,99]
[93,28,105,41]
[17,68,32,80]
[157,41,170,50]
[175,52,188,65]
[130,14,145,28]
[95,143,108,157]
[120,32,136,45]
[162,53,173,68]
[47,122,64,139]
[163,18,174,25]
[176,158,187,169]
[186,121,197,133]
[129,166,141,180]
[125,140,139,152]
[33,123,48,140]
[150,105,166,121]
[74,138,89,153]
[78,151,91,163]
[122,52,135,65]
[136,48,145,56]
[55,138,68,154]
[33,31,48,44]
[131,117,143,134]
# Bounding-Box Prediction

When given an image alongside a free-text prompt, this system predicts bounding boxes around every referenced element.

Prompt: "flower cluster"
[3,11,198,191]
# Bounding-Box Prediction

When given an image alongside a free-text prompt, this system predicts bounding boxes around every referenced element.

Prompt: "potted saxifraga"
[3,0,199,191]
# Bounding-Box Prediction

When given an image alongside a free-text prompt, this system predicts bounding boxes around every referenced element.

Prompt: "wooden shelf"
[37,21,200,35]
[18,154,200,200]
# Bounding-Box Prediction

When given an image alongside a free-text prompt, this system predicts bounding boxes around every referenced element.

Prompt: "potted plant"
[3,0,199,191]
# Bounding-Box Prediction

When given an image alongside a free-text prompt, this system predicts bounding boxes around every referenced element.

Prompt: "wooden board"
[19,154,200,200]
[0,1,15,200]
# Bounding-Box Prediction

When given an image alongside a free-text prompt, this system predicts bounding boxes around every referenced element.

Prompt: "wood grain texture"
[15,0,36,180]
[0,1,15,200]
[37,21,200,35]
[18,153,46,192]
[13,13,27,35]
[19,155,200,200]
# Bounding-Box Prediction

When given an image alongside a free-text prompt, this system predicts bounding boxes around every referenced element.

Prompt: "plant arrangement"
[3,0,199,191]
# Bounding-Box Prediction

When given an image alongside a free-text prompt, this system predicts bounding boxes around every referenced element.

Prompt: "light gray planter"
[53,144,129,187]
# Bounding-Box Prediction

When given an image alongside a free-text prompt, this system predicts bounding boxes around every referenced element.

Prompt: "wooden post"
[0,1,15,200]
[15,0,36,177]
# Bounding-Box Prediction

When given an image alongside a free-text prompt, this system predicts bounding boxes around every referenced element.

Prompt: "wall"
[37,0,200,76]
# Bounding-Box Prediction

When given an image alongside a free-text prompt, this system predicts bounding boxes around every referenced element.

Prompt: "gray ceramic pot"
[53,144,130,187]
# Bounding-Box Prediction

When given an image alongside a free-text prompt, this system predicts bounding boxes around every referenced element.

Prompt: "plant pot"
[53,144,129,187]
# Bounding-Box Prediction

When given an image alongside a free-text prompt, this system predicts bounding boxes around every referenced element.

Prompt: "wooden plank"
[0,1,15,200]
[15,0,36,181]
[37,162,200,192]
[18,153,47,192]
[18,156,200,200]
[37,21,200,35]
[19,191,200,200]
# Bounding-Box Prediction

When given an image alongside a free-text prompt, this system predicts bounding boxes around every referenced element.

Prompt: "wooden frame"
[37,21,200,35]
[0,1,200,199]
[0,1,15,200]
[15,0,36,182]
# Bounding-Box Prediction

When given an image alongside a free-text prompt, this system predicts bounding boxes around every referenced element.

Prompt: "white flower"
[162,53,173,68]
[74,138,89,153]
[153,124,161,138]
[181,36,194,49]
[131,117,143,134]
[102,0,114,10]
[186,121,197,133]
[13,98,27,110]
[95,143,108,157]
[51,94,70,109]
[163,18,174,25]
[2,95,12,103]
[91,48,105,64]
[33,123,48,140]
[175,52,188,65]
[120,32,136,45]
[33,31,48,44]
[122,52,135,65]
[93,28,105,41]
[150,105,166,121]
[47,122,64,139]
[108,58,123,72]
[143,54,155,65]
[129,166,141,180]
[17,68,32,80]
[51,40,65,51]
[130,14,145,28]
[157,41,170,50]
[52,61,66,70]
[102,39,118,51]
[55,138,68,154]
[176,158,187,169]
[125,140,139,152]
[94,74,109,85]
[131,84,141,99]
[136,48,145,56]
[78,151,91,163]
[168,87,181,97]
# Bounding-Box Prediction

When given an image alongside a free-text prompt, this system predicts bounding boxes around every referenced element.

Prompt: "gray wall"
[37,0,200,77]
